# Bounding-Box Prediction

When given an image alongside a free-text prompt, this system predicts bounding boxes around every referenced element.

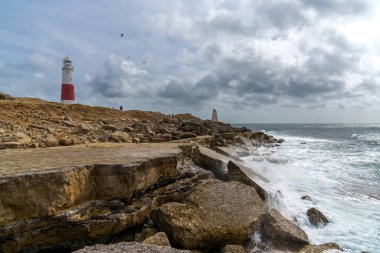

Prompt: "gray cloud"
[299,0,369,15]
[1,0,379,122]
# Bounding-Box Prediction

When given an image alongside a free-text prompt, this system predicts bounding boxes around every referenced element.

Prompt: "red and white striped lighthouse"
[60,57,75,103]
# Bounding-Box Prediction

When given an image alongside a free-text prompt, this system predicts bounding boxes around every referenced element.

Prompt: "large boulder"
[227,161,268,201]
[73,242,191,253]
[307,208,329,227]
[151,179,267,251]
[262,209,309,251]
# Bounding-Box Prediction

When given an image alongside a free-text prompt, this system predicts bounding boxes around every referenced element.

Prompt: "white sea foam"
[239,132,380,253]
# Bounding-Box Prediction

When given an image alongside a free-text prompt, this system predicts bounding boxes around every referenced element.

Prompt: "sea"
[233,123,380,253]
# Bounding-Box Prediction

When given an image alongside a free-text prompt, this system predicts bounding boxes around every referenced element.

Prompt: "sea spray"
[234,123,380,253]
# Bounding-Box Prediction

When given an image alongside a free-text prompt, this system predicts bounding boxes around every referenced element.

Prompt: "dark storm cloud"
[158,75,220,105]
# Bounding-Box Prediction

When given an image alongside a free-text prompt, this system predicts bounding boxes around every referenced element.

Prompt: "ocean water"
[233,124,380,253]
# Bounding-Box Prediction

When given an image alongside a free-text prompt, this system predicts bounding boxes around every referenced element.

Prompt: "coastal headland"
[0,93,341,253]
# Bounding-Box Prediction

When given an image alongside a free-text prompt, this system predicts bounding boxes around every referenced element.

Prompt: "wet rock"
[262,209,309,251]
[301,195,313,202]
[220,245,246,253]
[143,232,171,247]
[227,161,267,201]
[73,242,192,253]
[307,208,329,227]
[193,146,228,181]
[298,242,342,253]
[151,179,267,251]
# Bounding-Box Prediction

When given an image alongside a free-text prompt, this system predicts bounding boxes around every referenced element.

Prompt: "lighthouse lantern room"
[61,57,75,104]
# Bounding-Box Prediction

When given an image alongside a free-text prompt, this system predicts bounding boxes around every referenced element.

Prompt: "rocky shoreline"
[0,94,342,253]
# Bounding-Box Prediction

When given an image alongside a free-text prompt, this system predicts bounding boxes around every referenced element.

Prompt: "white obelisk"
[211,108,218,122]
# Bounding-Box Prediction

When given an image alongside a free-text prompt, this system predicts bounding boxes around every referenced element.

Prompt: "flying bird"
[126,56,130,59]
[120,33,124,37]
[142,60,146,64]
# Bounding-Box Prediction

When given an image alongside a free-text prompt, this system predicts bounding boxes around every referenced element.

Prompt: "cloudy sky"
[1,0,380,123]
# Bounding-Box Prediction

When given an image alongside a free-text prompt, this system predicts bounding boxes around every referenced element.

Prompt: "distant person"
[120,106,123,111]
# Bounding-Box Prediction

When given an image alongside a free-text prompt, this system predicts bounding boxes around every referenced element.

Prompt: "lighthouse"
[60,57,75,104]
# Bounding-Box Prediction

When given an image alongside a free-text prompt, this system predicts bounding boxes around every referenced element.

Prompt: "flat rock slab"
[0,143,185,227]
[73,242,192,253]
[0,143,182,177]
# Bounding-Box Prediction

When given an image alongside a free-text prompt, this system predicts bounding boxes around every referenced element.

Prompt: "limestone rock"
[151,137,168,143]
[0,92,14,100]
[151,179,267,250]
[181,132,197,139]
[44,136,59,147]
[220,133,234,140]
[73,242,192,253]
[193,146,228,180]
[110,131,130,142]
[0,142,23,149]
[262,209,309,251]
[227,161,267,201]
[220,245,246,253]
[62,120,76,127]
[307,208,329,227]
[123,126,135,132]
[135,224,159,242]
[13,132,32,143]
[143,232,171,247]
[298,242,342,253]
[102,124,118,131]
[77,123,92,134]
[59,137,75,146]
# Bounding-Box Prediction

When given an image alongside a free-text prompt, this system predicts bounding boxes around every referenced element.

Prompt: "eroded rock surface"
[143,232,171,247]
[73,242,192,253]
[0,143,187,253]
[151,179,267,251]
[227,161,268,201]
[262,209,309,251]
[298,242,342,253]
